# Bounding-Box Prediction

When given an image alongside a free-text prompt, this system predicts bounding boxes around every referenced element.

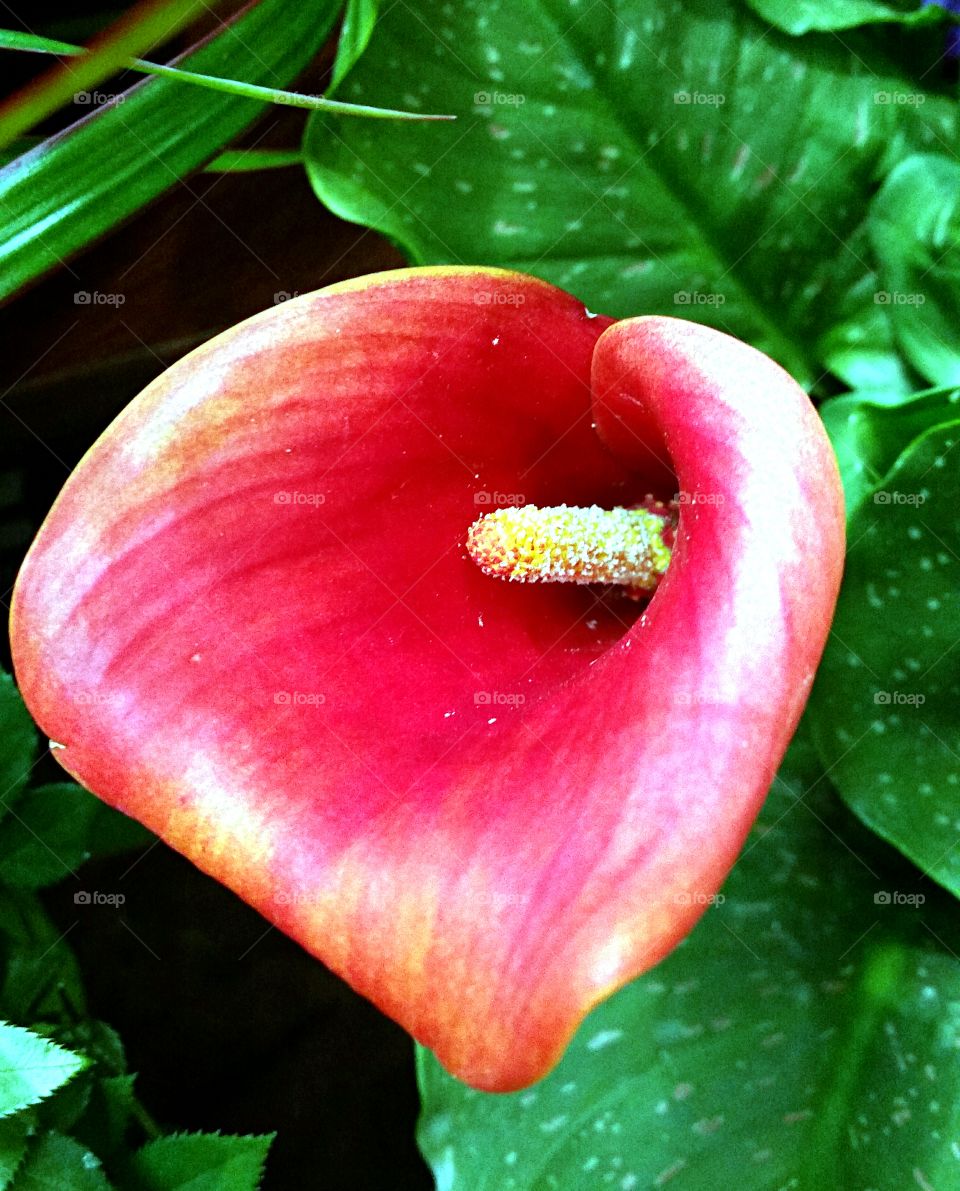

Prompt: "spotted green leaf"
[814,227,917,395]
[869,153,960,387]
[821,383,960,515]
[304,0,955,386]
[418,734,960,1188]
[810,421,960,898]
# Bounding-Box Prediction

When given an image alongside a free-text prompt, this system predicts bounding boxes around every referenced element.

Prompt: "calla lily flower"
[10,268,844,1091]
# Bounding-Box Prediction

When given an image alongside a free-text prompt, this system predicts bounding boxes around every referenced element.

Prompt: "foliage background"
[3,1,960,1188]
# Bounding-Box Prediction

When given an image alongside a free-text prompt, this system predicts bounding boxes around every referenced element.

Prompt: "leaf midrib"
[535,1,813,380]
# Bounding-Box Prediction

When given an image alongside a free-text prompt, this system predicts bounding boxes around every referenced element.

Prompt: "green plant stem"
[0,29,455,122]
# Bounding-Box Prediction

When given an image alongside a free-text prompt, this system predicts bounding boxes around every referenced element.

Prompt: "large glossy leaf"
[330,0,379,89]
[0,0,342,302]
[810,421,960,899]
[813,225,918,396]
[821,382,960,514]
[304,0,955,386]
[745,0,945,34]
[417,733,960,1188]
[869,153,960,386]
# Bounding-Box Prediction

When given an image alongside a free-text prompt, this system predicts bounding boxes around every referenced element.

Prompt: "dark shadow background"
[1,4,433,1187]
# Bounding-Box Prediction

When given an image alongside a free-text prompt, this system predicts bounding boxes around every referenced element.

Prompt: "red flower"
[10,268,844,1090]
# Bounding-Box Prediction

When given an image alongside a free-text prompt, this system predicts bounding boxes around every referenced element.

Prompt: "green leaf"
[0,30,455,121]
[0,1023,87,1119]
[35,1023,127,1143]
[124,1132,275,1191]
[0,783,152,889]
[0,31,78,54]
[57,1024,125,1082]
[0,889,86,1021]
[869,153,960,386]
[203,148,302,174]
[418,734,960,1188]
[744,0,945,34]
[0,1114,33,1190]
[73,1075,139,1161]
[0,1,207,147]
[8,1131,111,1191]
[0,0,343,303]
[821,382,960,515]
[810,421,960,899]
[0,140,40,169]
[0,676,36,818]
[33,1067,91,1139]
[814,234,917,395]
[304,0,955,386]
[330,0,380,89]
